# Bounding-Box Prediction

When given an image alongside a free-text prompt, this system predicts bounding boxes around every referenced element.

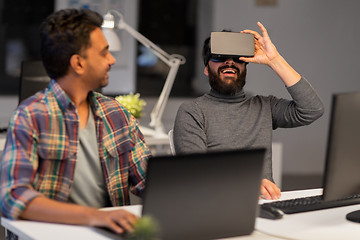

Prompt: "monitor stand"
[346,210,360,223]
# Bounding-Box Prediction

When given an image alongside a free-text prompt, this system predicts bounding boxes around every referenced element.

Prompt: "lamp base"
[139,125,166,138]
[139,125,169,146]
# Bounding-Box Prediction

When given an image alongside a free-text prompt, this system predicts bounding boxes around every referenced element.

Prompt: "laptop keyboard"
[262,193,360,214]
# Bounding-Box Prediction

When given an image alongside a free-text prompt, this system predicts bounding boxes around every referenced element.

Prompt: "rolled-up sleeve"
[0,110,42,219]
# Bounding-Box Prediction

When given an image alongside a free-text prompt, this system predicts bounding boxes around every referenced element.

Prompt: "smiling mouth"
[221,69,236,74]
[219,64,239,74]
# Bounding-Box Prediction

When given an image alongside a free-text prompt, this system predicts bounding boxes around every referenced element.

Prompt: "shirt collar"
[49,79,100,117]
[209,88,246,100]
[48,79,74,112]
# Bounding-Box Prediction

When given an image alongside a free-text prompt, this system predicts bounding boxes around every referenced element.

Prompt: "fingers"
[260,179,281,200]
[256,21,269,38]
[111,210,138,233]
[241,29,261,40]
[241,21,269,40]
[239,56,255,64]
[90,209,139,234]
[107,220,126,234]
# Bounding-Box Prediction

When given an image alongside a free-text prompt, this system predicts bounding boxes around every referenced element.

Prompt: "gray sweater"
[173,77,324,182]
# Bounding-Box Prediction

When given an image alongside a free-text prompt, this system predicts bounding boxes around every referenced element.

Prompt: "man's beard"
[208,65,247,95]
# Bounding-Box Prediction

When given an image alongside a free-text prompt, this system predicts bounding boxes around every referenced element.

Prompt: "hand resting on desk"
[260,179,281,200]
[20,196,138,234]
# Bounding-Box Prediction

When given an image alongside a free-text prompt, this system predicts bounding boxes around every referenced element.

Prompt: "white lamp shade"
[102,28,122,51]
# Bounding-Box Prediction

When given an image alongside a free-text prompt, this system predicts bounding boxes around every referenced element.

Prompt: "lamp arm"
[109,10,178,66]
[108,10,185,137]
[123,24,172,65]
[149,58,182,136]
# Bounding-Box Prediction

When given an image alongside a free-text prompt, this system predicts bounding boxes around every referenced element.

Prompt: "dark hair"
[203,30,233,66]
[202,36,211,66]
[39,8,103,79]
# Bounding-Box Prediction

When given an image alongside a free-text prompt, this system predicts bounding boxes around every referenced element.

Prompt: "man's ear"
[204,65,209,77]
[69,54,85,75]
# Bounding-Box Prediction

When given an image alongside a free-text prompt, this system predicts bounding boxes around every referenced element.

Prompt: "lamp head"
[101,12,122,51]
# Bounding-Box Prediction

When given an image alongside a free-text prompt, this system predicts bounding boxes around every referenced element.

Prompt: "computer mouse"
[259,204,283,220]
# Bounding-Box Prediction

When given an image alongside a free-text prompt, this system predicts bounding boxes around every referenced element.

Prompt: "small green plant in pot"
[115,93,146,119]
[128,215,160,240]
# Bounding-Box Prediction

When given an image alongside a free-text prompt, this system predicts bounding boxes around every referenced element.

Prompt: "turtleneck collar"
[209,88,246,102]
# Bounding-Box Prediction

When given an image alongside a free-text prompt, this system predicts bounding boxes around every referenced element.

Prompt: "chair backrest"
[18,60,50,104]
[168,129,176,155]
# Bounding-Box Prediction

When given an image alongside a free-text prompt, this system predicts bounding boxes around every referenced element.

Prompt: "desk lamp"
[102,10,186,138]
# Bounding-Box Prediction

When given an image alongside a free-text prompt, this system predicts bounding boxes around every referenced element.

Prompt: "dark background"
[0,0,197,97]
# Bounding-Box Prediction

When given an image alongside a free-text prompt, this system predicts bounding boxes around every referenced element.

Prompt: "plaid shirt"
[0,80,151,219]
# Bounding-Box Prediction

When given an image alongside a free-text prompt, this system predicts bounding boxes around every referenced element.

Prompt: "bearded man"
[173,22,324,200]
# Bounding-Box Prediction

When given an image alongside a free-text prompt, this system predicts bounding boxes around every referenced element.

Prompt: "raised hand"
[240,21,301,86]
[240,22,280,65]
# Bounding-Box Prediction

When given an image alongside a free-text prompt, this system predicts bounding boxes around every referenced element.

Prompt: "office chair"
[168,129,176,155]
[18,60,50,104]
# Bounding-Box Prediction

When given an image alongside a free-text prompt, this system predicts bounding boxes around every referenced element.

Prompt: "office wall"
[55,0,138,95]
[192,0,360,175]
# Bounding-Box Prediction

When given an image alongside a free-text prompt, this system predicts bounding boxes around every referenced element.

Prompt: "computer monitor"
[322,91,360,223]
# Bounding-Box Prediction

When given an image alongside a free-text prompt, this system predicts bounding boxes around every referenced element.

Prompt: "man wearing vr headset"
[173,22,324,200]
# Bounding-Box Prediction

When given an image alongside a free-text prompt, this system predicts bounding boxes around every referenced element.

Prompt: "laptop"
[263,91,360,215]
[142,148,265,240]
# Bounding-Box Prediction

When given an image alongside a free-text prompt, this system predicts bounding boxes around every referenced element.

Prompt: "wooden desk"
[2,189,360,240]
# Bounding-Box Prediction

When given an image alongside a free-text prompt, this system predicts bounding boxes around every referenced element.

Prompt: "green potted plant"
[115,93,146,119]
[128,215,160,240]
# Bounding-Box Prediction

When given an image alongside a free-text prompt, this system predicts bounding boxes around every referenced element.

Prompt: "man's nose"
[224,58,235,65]
[108,52,116,66]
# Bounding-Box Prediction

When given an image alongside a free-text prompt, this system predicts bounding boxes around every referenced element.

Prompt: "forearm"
[20,196,137,233]
[286,77,324,111]
[268,55,301,87]
[272,77,325,128]
[20,196,96,225]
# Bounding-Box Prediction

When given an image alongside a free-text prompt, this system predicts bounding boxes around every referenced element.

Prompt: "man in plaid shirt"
[0,8,151,234]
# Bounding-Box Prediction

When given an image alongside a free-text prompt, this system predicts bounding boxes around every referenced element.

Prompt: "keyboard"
[262,193,360,214]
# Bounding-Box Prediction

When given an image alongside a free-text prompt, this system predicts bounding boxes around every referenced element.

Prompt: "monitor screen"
[323,91,360,201]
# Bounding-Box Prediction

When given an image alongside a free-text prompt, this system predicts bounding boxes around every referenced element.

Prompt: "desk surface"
[257,189,360,240]
[2,189,360,240]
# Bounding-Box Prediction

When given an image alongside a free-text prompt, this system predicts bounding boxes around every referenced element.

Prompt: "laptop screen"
[142,148,265,240]
[323,92,360,201]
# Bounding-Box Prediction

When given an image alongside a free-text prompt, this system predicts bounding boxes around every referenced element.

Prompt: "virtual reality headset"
[204,32,255,65]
